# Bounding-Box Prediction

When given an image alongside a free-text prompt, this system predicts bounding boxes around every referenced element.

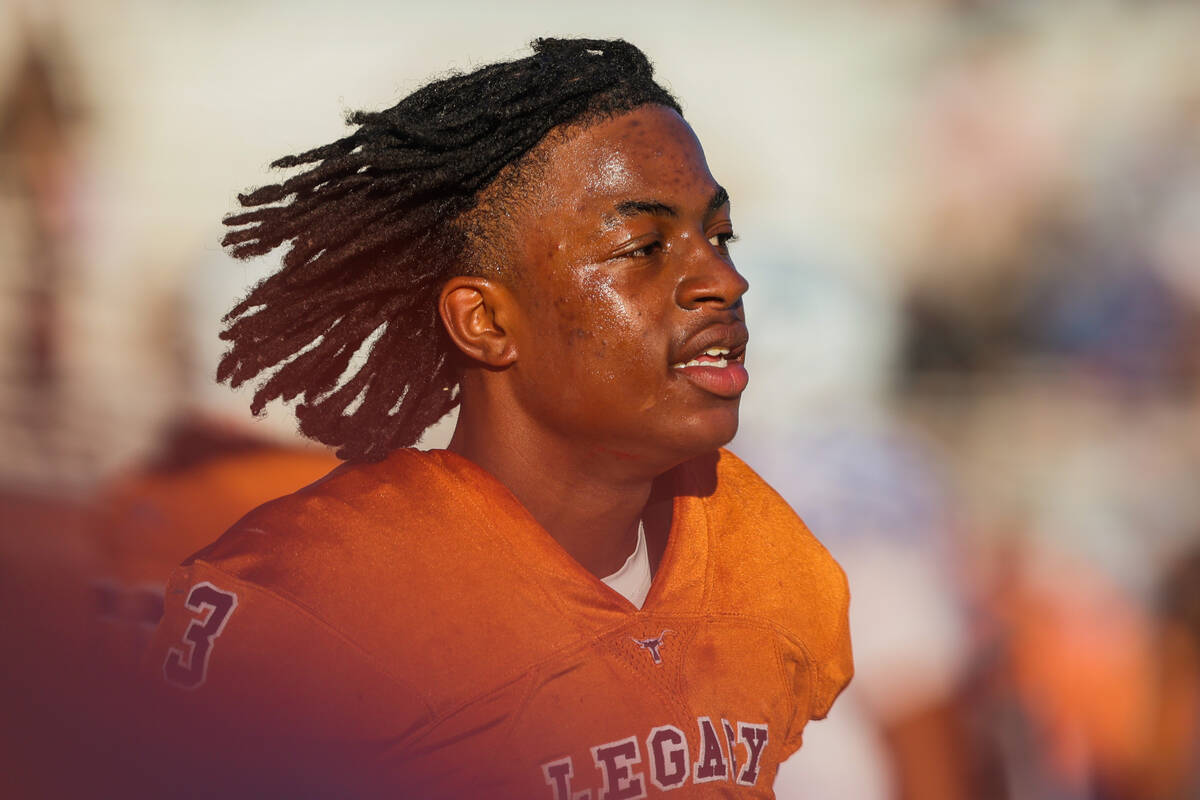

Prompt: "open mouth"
[670,346,749,398]
[671,347,737,369]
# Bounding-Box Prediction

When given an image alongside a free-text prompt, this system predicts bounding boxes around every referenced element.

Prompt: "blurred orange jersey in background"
[89,420,341,668]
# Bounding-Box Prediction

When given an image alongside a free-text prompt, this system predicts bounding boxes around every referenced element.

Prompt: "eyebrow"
[613,185,730,219]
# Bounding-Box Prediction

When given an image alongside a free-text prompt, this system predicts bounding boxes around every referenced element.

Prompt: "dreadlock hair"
[218,38,680,462]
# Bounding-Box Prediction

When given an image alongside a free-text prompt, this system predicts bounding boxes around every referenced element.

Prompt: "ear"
[438,276,519,367]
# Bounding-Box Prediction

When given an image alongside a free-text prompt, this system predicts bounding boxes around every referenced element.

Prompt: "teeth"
[670,346,735,369]
[673,358,729,369]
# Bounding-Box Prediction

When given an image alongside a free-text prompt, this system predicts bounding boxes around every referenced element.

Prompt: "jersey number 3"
[162,582,238,690]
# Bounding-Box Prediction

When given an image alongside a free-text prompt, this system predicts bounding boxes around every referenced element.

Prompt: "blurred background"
[1,0,1198,798]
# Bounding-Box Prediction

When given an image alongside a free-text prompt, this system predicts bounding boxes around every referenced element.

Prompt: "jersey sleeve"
[772,549,853,757]
[804,558,853,722]
[142,559,434,794]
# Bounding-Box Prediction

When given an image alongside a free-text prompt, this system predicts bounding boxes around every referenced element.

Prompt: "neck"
[448,395,665,579]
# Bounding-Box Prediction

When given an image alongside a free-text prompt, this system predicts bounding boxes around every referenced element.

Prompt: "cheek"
[559,280,658,370]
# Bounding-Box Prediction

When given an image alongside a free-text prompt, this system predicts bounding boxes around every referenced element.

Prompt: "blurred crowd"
[2,2,1198,799]
[738,4,1200,799]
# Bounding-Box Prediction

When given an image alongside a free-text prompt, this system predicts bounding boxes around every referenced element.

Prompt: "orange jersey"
[90,446,341,666]
[145,448,852,798]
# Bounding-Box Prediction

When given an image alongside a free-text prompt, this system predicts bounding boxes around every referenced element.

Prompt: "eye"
[708,232,738,252]
[625,240,663,258]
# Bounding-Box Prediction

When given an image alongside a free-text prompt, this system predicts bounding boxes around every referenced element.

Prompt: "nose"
[675,246,749,311]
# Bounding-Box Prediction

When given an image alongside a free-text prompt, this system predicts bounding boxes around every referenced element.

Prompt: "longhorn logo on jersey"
[541,716,769,798]
[631,629,673,665]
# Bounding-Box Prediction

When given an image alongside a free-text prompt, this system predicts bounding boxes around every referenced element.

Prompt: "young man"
[146,38,852,798]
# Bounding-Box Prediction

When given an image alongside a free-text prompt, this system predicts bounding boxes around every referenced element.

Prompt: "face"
[503,104,749,467]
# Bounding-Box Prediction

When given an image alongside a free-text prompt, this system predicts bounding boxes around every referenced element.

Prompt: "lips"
[669,321,749,399]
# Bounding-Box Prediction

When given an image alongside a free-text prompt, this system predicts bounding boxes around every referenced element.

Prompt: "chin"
[669,404,741,458]
[597,402,740,473]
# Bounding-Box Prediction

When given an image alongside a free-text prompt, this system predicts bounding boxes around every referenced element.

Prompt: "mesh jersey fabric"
[144,447,853,798]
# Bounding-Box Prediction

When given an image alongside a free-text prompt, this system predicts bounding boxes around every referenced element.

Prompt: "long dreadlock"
[218,38,680,461]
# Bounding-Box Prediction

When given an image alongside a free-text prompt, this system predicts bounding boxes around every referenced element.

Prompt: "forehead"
[533,105,717,215]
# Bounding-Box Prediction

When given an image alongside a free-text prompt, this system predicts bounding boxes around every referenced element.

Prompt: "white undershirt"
[600,520,652,609]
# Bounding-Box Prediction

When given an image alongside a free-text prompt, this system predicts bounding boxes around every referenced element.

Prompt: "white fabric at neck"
[600,519,652,609]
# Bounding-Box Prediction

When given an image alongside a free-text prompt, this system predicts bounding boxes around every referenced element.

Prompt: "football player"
[146,38,852,798]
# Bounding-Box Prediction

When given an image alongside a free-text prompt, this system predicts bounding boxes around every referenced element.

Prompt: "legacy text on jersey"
[542,717,769,799]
